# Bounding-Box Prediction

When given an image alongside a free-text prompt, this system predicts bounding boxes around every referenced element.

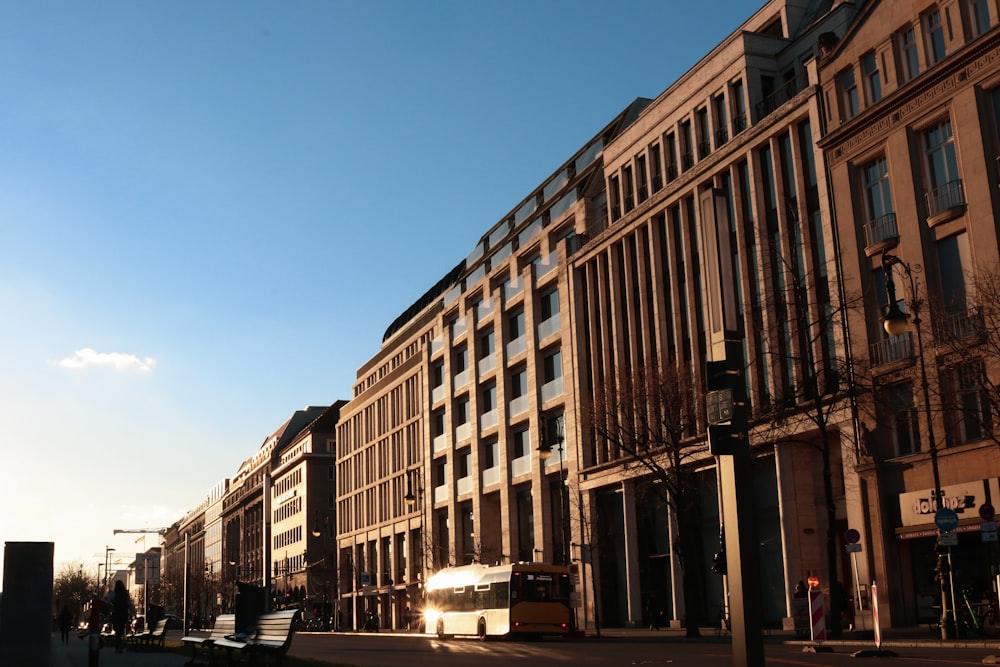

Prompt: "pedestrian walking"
[57,604,73,644]
[109,580,133,654]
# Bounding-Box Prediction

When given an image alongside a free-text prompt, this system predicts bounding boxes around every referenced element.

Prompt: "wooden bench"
[210,609,299,666]
[128,617,169,649]
[182,614,235,664]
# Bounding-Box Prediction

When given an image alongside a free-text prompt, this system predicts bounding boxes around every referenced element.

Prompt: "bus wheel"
[477,619,487,641]
[436,620,445,639]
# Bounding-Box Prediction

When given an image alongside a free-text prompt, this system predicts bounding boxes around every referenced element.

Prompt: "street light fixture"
[537,411,569,566]
[880,250,956,640]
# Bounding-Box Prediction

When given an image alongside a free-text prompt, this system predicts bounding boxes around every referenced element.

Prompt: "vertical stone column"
[621,480,642,627]
[0,541,54,666]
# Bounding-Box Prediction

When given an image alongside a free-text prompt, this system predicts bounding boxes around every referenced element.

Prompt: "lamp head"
[882,301,911,336]
[537,443,553,461]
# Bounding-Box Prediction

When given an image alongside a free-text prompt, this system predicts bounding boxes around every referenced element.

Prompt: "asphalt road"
[287,631,1000,666]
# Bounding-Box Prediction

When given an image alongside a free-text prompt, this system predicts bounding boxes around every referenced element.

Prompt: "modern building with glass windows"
[818,0,1000,629]
[333,99,651,632]
[334,0,868,633]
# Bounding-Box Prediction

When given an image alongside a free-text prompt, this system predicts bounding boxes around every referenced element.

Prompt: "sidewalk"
[590,623,1000,650]
[49,634,190,667]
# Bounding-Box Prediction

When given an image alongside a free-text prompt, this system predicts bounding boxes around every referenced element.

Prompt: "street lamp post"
[537,412,569,566]
[881,250,956,640]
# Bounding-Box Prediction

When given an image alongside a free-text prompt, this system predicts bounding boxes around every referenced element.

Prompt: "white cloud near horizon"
[56,347,157,373]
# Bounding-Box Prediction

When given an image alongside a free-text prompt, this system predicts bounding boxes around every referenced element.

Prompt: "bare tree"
[584,360,709,637]
[753,253,870,638]
[931,264,1000,449]
[53,561,97,624]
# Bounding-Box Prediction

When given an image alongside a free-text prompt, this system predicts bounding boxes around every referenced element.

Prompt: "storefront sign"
[897,479,999,527]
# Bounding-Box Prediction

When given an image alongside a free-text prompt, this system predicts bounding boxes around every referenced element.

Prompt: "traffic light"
[705,356,747,455]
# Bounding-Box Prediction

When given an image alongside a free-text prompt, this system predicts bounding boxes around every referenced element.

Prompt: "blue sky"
[0,1,755,578]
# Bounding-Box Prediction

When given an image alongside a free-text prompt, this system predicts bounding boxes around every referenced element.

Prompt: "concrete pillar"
[621,480,642,627]
[0,542,54,666]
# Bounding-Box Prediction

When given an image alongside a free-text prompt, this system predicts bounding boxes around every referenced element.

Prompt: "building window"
[731,79,747,133]
[508,309,525,341]
[510,365,527,399]
[860,157,895,248]
[542,349,562,384]
[945,363,989,444]
[964,0,991,38]
[482,437,499,469]
[513,426,530,458]
[883,383,919,457]
[923,9,947,65]
[922,119,963,217]
[649,143,663,192]
[936,232,972,315]
[713,93,729,145]
[636,154,648,203]
[481,382,496,412]
[622,165,635,213]
[664,132,678,181]
[897,26,920,83]
[839,66,859,119]
[861,51,882,104]
[457,448,471,479]
[696,107,711,158]
[540,289,559,321]
[680,119,694,171]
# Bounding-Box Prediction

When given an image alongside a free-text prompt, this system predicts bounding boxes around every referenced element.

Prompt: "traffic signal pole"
[701,189,764,667]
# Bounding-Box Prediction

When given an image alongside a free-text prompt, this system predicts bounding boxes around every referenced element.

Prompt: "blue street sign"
[934,508,959,532]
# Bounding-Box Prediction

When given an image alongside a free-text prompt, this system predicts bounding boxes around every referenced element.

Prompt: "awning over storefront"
[895,521,983,540]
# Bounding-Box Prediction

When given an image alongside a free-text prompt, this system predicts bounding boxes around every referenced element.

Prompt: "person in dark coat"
[57,604,73,644]
[109,580,133,653]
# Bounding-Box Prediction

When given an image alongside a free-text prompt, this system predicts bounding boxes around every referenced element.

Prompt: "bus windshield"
[512,571,569,603]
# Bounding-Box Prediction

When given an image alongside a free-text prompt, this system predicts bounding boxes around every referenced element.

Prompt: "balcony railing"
[433,484,449,504]
[454,422,471,442]
[863,212,899,257]
[431,384,446,404]
[537,313,561,340]
[925,179,966,226]
[477,354,495,375]
[508,395,529,417]
[732,112,747,134]
[754,70,809,119]
[506,335,526,358]
[481,466,500,488]
[453,369,470,391]
[540,377,564,402]
[456,476,473,496]
[479,409,498,431]
[511,454,532,477]
[433,433,449,454]
[936,307,984,341]
[870,332,914,367]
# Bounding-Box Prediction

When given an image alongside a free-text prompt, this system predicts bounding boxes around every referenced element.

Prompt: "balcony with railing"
[454,421,471,443]
[453,369,471,391]
[480,408,498,431]
[433,484,449,504]
[936,307,984,342]
[537,313,561,341]
[481,466,500,488]
[863,213,899,257]
[456,475,473,496]
[754,70,809,119]
[476,297,494,321]
[508,395,529,417]
[870,332,914,368]
[540,377,564,403]
[478,353,495,375]
[511,454,532,478]
[925,179,966,226]
[732,112,747,134]
[433,432,449,454]
[431,383,447,404]
[506,335,526,358]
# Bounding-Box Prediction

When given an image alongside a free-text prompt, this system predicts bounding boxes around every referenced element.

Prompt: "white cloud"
[56,347,157,373]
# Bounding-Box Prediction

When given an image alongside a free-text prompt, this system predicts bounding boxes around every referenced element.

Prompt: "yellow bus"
[423,562,570,640]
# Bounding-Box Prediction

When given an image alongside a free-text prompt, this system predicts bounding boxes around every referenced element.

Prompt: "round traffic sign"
[980,503,996,521]
[845,528,860,544]
[935,508,959,532]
